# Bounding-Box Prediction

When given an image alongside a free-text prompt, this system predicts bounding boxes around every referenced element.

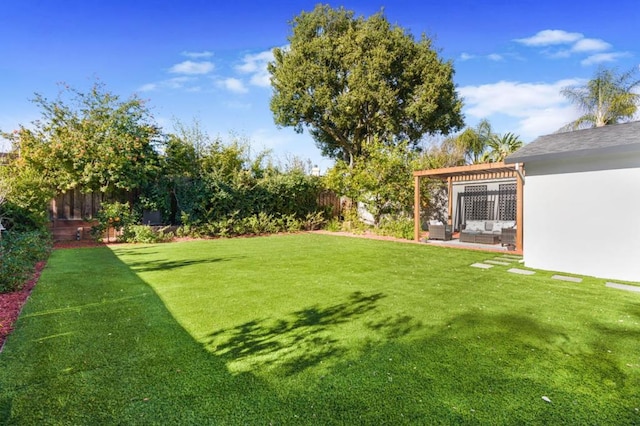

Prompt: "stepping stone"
[508,268,535,275]
[552,275,583,283]
[485,260,511,266]
[501,255,523,260]
[471,263,493,269]
[606,282,640,293]
[496,256,521,262]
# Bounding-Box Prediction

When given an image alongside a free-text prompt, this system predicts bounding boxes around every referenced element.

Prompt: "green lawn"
[1,234,639,424]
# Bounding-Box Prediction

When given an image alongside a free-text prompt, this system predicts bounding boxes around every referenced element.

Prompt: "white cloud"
[459,52,474,61]
[182,50,213,58]
[136,77,194,93]
[581,52,630,66]
[459,79,583,139]
[518,106,581,138]
[572,38,611,53]
[487,53,503,61]
[138,83,157,92]
[515,29,627,66]
[515,29,583,46]
[169,60,214,75]
[236,49,275,87]
[218,78,248,94]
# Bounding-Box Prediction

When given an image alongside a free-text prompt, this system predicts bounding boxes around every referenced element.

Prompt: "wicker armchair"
[501,228,516,247]
[429,223,452,241]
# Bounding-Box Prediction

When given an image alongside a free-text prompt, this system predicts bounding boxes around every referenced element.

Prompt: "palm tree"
[482,132,523,163]
[455,119,493,164]
[561,67,640,130]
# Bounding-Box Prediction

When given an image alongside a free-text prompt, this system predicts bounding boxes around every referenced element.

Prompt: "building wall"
[523,151,640,282]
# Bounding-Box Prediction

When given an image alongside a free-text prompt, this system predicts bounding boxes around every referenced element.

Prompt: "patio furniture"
[428,223,452,241]
[460,220,516,245]
[501,227,516,247]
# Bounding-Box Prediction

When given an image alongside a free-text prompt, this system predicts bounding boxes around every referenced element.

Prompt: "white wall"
[523,152,640,282]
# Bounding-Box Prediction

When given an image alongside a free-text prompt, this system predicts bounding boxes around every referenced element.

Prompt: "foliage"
[561,66,640,130]
[376,216,415,240]
[0,230,51,293]
[3,82,163,195]
[120,225,174,244]
[325,218,342,232]
[269,4,463,166]
[176,211,325,239]
[161,128,325,229]
[482,132,523,162]
[0,164,54,231]
[91,201,135,242]
[449,119,494,164]
[325,139,417,226]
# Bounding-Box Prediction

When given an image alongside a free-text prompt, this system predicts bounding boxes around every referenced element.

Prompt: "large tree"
[561,67,640,130]
[4,82,162,194]
[269,4,464,166]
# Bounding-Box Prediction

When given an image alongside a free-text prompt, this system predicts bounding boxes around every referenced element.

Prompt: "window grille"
[498,183,517,220]
[464,185,488,220]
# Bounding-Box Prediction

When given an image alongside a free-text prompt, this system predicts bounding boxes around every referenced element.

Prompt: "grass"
[1,233,639,424]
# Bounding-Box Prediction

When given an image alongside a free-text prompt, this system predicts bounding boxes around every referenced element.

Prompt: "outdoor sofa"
[460,220,516,245]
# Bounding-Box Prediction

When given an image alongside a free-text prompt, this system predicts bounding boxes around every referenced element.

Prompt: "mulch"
[0,261,46,351]
[0,240,105,351]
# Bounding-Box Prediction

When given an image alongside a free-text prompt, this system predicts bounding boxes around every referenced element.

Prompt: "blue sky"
[1,1,639,171]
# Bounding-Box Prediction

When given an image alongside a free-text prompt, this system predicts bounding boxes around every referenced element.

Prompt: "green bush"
[0,230,52,293]
[376,216,414,240]
[120,225,174,244]
[0,200,48,232]
[325,218,342,232]
[91,201,136,241]
[174,211,325,239]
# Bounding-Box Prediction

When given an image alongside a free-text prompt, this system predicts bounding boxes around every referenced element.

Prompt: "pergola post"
[447,177,453,225]
[516,165,524,252]
[414,175,421,241]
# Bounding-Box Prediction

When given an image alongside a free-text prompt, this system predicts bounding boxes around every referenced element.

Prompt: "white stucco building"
[506,121,640,282]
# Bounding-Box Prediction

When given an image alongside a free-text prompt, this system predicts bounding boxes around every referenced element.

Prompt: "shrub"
[339,208,367,234]
[120,225,174,244]
[0,230,51,293]
[325,219,342,232]
[302,211,326,231]
[91,201,136,241]
[376,216,414,240]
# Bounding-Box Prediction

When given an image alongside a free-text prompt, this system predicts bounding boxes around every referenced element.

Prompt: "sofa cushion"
[465,220,484,232]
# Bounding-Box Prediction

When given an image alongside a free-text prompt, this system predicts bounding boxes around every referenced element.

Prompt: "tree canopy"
[4,83,162,194]
[561,66,640,130]
[482,132,523,163]
[269,4,464,166]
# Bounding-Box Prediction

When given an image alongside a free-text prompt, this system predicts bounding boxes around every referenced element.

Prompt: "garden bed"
[0,261,45,351]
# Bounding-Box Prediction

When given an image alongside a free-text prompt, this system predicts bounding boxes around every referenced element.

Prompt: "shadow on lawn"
[204,291,423,375]
[125,256,235,273]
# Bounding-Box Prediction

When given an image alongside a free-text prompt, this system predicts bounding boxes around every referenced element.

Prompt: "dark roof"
[505,121,640,164]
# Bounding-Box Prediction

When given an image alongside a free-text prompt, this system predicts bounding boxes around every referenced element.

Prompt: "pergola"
[413,162,524,252]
